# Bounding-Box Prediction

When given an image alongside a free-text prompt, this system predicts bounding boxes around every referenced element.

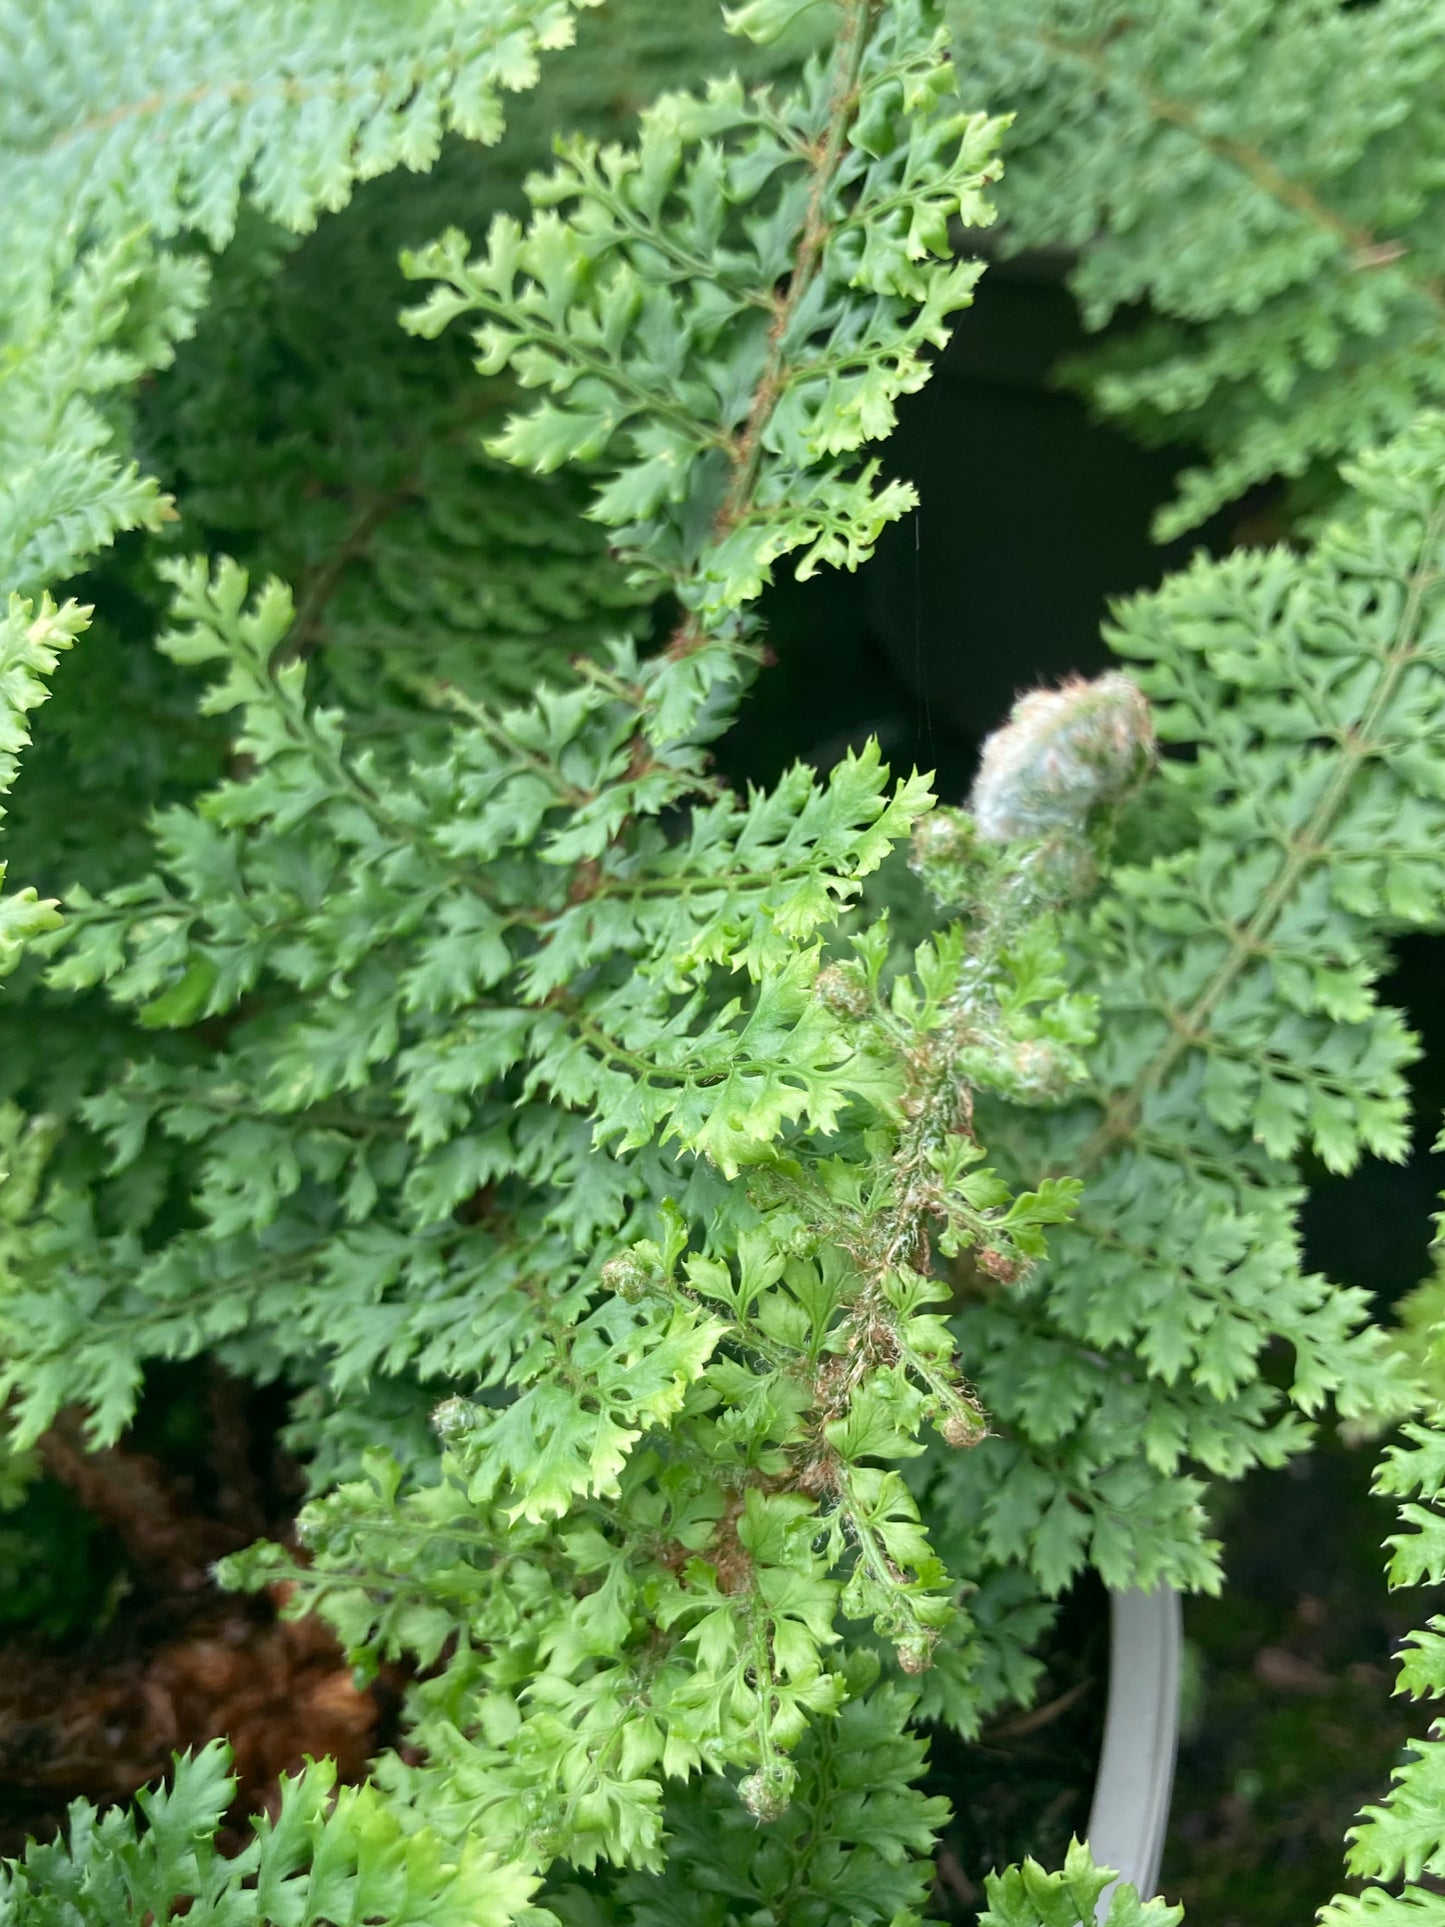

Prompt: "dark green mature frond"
[946,0,1445,535]
[932,413,1445,1596]
[0,0,598,597]
[0,0,598,294]
[0,238,209,594]
[142,241,654,727]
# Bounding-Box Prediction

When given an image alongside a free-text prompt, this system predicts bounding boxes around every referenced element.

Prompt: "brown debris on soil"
[0,1373,406,1858]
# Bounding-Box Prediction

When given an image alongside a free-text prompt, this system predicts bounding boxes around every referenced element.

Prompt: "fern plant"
[0,0,1444,1921]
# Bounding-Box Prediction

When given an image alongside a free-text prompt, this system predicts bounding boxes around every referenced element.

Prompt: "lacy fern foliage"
[2,0,595,274]
[979,1839,1182,1927]
[926,416,1445,1603]
[403,0,1000,636]
[1320,1174,1445,1927]
[0,1739,534,1927]
[0,596,86,975]
[947,0,1445,535]
[0,6,1029,1905]
[0,0,596,593]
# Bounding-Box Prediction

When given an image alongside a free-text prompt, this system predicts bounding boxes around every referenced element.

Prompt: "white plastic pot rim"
[1084,1586,1183,1917]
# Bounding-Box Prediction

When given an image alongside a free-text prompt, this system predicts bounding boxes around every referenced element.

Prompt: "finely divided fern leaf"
[0,0,596,596]
[0,594,86,976]
[933,413,1445,1598]
[0,0,598,286]
[403,0,1003,670]
[1320,1260,1445,1927]
[0,1739,538,1926]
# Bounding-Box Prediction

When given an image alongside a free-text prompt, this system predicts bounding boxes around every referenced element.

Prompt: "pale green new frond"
[0,1738,538,1927]
[979,1838,1183,1927]
[0,604,928,1421]
[404,0,1003,666]
[1320,1893,1445,1927]
[458,1296,728,1521]
[1318,1306,1445,1927]
[1345,1739,1445,1890]
[574,1669,950,1925]
[0,592,87,975]
[0,595,88,805]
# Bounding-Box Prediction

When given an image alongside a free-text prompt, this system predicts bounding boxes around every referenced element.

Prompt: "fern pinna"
[0,0,1442,1921]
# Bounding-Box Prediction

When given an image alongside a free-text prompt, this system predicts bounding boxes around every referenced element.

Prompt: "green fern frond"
[0,236,208,592]
[4,2,1445,1916]
[0,592,87,976]
[403,0,1003,687]
[0,0,597,599]
[1319,1259,1445,1927]
[931,412,1445,1598]
[0,1738,538,1926]
[1,0,599,286]
[541,1664,949,1925]
[947,0,1445,535]
[979,1837,1183,1927]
